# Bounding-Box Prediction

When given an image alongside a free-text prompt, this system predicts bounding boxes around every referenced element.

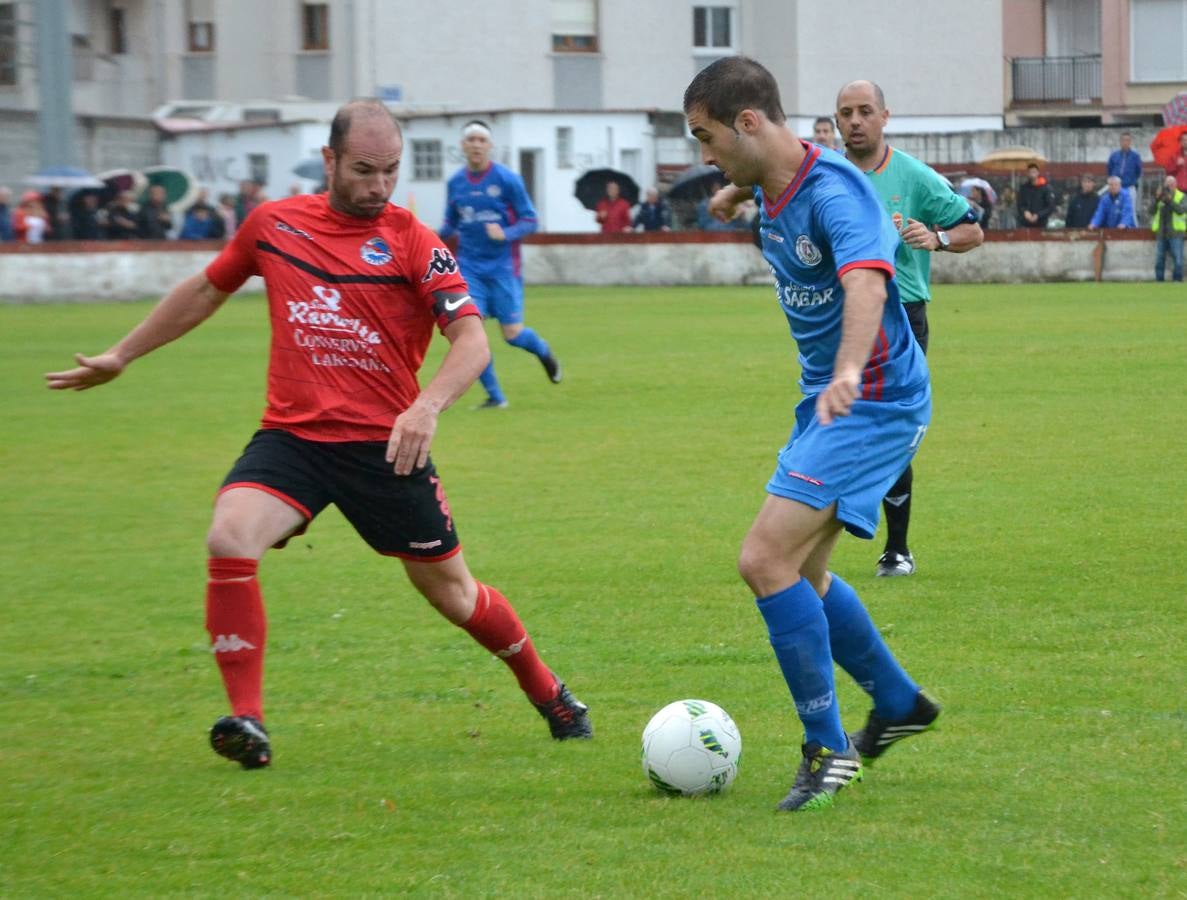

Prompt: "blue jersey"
[440,162,538,279]
[755,142,929,402]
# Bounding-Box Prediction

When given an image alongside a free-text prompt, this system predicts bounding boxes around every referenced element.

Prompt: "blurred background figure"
[217,193,238,237]
[1106,132,1142,209]
[812,116,839,150]
[1017,163,1055,229]
[1088,175,1136,230]
[69,191,102,240]
[595,180,633,233]
[136,183,173,239]
[179,189,225,240]
[14,190,50,243]
[1150,174,1186,282]
[634,187,671,232]
[0,186,13,241]
[1064,174,1099,229]
[105,191,139,240]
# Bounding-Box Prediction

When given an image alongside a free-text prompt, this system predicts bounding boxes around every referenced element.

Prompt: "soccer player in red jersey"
[45,100,591,769]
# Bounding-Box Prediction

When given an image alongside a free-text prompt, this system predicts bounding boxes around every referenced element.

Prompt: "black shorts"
[219,429,461,561]
[902,301,929,355]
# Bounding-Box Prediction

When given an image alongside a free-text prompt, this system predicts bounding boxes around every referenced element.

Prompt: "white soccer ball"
[641,699,742,796]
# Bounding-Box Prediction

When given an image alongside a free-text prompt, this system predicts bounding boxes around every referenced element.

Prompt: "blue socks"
[756,580,846,751]
[478,362,505,405]
[821,574,918,720]
[506,327,550,359]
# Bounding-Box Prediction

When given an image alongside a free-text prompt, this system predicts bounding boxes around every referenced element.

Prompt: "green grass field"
[2,283,1185,897]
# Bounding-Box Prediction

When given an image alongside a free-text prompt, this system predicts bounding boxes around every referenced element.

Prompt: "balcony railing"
[1011,55,1101,104]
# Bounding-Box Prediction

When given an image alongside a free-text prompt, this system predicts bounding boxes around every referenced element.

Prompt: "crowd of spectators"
[0,179,270,244]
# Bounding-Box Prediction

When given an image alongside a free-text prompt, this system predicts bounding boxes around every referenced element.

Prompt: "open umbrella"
[959,177,997,205]
[1150,124,1187,172]
[667,164,728,203]
[96,168,149,204]
[292,157,325,181]
[142,165,200,213]
[978,146,1047,172]
[1163,92,1187,127]
[24,165,104,190]
[574,168,639,210]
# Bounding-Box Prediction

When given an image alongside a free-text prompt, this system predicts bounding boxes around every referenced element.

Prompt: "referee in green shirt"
[834,80,984,577]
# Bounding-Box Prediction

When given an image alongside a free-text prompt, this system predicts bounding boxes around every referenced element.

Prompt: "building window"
[186,0,215,52]
[110,7,127,55]
[693,6,733,50]
[411,140,443,181]
[552,0,597,52]
[556,127,574,168]
[0,2,17,85]
[1131,0,1187,82]
[302,3,329,51]
[248,153,269,185]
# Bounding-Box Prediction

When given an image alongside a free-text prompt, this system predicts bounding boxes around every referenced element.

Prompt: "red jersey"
[205,193,477,442]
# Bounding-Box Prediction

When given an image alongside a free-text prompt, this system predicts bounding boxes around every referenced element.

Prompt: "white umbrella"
[959,177,997,205]
[24,166,104,190]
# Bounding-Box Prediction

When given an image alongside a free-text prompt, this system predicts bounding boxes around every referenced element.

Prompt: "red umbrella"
[1150,124,1187,171]
[1163,92,1187,127]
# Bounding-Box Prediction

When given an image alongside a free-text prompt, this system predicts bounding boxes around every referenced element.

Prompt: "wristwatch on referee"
[934,230,951,251]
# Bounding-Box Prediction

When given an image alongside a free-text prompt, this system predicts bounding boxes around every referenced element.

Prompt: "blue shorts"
[765,387,931,539]
[462,268,524,325]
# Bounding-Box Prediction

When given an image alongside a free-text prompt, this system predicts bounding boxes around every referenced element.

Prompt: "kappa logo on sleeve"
[421,246,459,282]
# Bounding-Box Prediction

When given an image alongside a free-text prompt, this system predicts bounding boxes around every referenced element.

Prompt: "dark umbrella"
[574,168,639,210]
[667,164,727,202]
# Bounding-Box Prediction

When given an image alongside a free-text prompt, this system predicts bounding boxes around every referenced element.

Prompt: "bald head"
[836,80,885,111]
[328,99,402,155]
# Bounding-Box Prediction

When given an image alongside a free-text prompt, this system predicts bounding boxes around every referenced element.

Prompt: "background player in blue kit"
[440,121,561,409]
[685,57,940,812]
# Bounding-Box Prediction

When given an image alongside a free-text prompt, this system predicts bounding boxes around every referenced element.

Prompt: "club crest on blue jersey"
[360,237,393,266]
[486,184,502,197]
[795,235,822,266]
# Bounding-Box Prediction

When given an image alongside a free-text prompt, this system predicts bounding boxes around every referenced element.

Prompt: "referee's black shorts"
[902,301,929,355]
[219,428,460,561]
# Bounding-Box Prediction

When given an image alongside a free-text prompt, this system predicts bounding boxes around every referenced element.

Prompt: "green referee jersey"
[864,147,972,302]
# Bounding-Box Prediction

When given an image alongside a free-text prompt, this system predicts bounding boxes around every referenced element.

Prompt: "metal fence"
[1011,55,1101,104]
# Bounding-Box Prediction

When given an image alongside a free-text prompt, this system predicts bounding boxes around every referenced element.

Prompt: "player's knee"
[206,519,259,559]
[408,565,477,625]
[502,323,524,343]
[737,540,773,593]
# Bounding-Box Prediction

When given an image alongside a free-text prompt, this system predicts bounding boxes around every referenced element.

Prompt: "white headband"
[462,122,492,140]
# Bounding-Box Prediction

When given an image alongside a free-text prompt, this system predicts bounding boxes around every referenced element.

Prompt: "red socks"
[461,583,557,704]
[206,557,267,721]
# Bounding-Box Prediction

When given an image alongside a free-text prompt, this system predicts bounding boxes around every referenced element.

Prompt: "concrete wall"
[0,233,1159,303]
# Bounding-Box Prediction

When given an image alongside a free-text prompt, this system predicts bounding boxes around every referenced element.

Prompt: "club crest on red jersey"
[360,236,393,266]
[421,246,459,282]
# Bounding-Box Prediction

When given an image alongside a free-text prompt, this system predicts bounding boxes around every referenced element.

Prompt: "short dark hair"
[328,99,401,155]
[813,116,833,128]
[683,56,785,126]
[1027,162,1040,171]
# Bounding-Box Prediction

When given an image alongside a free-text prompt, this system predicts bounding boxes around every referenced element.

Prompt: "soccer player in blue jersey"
[440,121,560,409]
[835,80,983,577]
[684,57,940,812]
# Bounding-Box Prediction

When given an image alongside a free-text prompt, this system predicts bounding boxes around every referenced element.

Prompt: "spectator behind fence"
[1089,176,1136,229]
[1107,131,1143,208]
[137,184,173,240]
[1151,174,1186,282]
[234,180,264,223]
[966,185,993,228]
[105,191,139,240]
[179,188,226,240]
[995,187,1018,229]
[42,187,71,240]
[634,187,672,232]
[1017,163,1055,229]
[217,193,237,237]
[0,186,13,241]
[595,180,633,233]
[1064,174,1099,229]
[14,190,49,243]
[1169,132,1187,193]
[812,115,840,151]
[69,191,102,240]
